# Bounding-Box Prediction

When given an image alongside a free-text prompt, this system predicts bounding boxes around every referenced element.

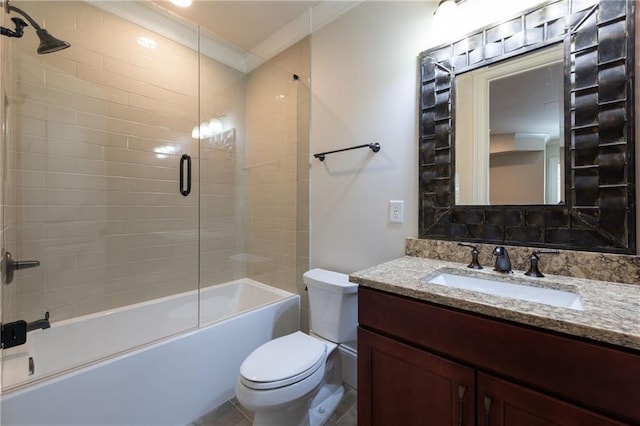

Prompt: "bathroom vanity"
[351,256,640,426]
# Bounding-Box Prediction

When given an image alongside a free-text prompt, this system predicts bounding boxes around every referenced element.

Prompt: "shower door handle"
[180,154,192,196]
[1,251,40,285]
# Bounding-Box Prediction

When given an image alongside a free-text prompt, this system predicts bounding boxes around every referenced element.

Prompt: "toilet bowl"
[235,269,358,426]
[236,331,343,426]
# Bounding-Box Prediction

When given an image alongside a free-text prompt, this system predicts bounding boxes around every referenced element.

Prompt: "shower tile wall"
[199,29,248,288]
[245,38,310,320]
[3,1,246,323]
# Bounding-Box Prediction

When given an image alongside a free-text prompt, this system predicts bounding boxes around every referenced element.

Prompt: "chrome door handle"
[1,251,40,285]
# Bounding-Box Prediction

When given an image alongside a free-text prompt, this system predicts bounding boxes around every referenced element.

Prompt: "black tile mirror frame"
[419,0,636,254]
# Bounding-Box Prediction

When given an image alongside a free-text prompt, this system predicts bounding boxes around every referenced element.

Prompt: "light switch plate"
[389,200,404,224]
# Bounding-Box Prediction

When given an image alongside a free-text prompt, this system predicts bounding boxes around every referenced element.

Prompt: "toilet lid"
[240,332,327,390]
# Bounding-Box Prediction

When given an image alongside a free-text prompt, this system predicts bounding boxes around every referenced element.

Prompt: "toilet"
[235,268,358,426]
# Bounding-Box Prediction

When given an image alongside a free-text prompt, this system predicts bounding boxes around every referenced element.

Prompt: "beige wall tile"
[128,93,197,121]
[46,70,128,104]
[17,82,103,114]
[46,172,128,191]
[19,116,46,137]
[20,100,76,124]
[77,63,197,110]
[16,62,45,86]
[56,43,105,69]
[12,170,45,189]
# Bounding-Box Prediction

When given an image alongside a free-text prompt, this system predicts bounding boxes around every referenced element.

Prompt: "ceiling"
[152,1,320,52]
[97,0,347,72]
[490,62,564,141]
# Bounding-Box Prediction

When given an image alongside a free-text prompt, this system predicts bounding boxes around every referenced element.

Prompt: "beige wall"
[489,133,545,205]
[310,2,428,274]
[4,1,246,323]
[489,151,545,205]
[245,38,310,329]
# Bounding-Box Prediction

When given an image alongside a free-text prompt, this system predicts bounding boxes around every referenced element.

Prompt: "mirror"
[418,0,636,254]
[455,44,564,205]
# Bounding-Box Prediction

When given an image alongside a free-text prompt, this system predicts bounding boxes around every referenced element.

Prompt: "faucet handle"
[457,243,482,269]
[524,250,559,278]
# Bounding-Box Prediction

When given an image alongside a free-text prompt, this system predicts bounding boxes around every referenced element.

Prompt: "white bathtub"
[0,278,299,425]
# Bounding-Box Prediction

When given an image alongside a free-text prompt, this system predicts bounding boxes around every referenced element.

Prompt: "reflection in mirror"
[455,44,564,205]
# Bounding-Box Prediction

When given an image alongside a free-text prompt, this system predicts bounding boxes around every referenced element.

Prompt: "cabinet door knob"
[458,385,467,426]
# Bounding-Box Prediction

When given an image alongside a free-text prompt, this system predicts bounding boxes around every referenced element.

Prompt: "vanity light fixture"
[191,116,225,139]
[192,122,212,139]
[208,118,223,135]
[434,0,466,16]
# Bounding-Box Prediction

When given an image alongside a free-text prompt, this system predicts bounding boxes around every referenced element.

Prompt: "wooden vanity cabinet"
[358,287,640,426]
[359,328,475,425]
[477,373,623,426]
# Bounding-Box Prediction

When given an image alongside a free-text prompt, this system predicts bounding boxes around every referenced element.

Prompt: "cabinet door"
[478,373,627,426]
[358,328,475,426]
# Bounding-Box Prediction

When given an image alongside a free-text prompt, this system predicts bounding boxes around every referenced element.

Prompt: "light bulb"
[209,118,223,135]
[434,0,457,18]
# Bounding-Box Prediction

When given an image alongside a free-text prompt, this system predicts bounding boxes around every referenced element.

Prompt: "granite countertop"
[349,256,640,351]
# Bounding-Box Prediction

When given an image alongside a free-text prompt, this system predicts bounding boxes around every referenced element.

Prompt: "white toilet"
[235,268,358,426]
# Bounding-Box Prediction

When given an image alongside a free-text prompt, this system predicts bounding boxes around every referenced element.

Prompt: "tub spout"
[26,311,50,332]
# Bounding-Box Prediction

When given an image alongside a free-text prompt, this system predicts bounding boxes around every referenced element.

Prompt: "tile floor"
[189,385,357,426]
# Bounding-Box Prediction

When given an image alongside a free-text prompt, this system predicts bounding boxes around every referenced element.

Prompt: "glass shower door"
[197,29,307,323]
[0,0,201,391]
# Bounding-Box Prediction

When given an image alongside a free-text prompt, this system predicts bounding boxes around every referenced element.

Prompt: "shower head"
[35,28,70,54]
[1,0,71,54]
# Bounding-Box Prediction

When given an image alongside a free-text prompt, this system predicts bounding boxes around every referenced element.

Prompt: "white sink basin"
[427,272,584,311]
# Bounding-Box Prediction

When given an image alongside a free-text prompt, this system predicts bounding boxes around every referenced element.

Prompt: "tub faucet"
[492,246,512,273]
[26,311,50,332]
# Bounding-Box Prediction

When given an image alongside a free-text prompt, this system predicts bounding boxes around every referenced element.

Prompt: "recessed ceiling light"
[170,0,192,7]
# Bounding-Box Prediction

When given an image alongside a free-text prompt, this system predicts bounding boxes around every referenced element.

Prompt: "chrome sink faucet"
[492,246,512,273]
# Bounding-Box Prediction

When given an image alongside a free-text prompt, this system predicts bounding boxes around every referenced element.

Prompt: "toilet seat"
[240,332,328,391]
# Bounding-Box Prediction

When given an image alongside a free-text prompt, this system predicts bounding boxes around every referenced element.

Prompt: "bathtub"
[0,278,299,425]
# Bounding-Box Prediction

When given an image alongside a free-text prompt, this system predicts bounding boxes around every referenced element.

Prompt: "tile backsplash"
[406,238,640,285]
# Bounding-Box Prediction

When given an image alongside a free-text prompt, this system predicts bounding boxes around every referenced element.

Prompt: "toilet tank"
[303,268,358,343]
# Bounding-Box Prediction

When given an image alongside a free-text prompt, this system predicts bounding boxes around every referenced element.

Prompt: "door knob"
[1,251,40,285]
